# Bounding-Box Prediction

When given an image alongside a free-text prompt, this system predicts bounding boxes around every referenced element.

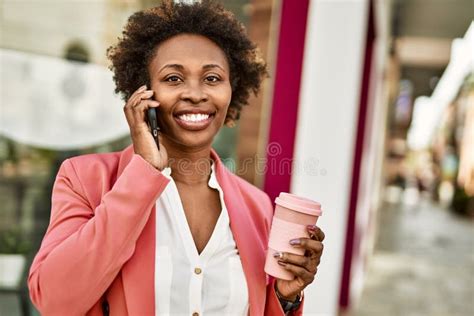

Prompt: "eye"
[205,75,220,83]
[165,75,183,82]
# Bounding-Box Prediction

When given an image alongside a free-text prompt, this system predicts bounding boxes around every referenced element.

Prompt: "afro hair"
[106,0,268,121]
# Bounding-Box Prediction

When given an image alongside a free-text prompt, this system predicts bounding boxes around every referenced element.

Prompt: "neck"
[162,138,213,186]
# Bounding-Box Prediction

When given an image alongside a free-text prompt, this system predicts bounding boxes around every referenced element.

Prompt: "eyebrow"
[158,63,226,73]
[159,64,184,72]
[202,64,225,71]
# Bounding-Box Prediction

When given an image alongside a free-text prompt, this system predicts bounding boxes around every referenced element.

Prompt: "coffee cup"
[264,193,322,280]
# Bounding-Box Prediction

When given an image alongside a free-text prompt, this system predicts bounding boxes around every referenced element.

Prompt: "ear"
[224,118,236,128]
[225,106,239,128]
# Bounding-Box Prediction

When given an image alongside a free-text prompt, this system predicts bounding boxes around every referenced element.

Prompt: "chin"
[166,130,217,150]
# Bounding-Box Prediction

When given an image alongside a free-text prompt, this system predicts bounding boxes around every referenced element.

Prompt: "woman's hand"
[124,85,168,170]
[274,225,325,301]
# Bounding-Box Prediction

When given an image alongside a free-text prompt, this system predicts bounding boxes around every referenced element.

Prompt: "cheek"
[216,86,232,111]
[152,86,174,103]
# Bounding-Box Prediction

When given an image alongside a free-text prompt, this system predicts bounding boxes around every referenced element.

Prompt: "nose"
[181,80,208,104]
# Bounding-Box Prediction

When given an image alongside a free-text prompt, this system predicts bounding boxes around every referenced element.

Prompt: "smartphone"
[146,107,160,150]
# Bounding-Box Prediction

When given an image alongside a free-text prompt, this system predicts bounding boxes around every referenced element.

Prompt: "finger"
[290,238,324,255]
[307,225,325,241]
[126,87,153,109]
[126,99,160,126]
[278,261,315,285]
[308,228,318,240]
[132,84,147,97]
[132,99,160,115]
[126,85,147,107]
[137,90,155,102]
[130,90,154,108]
[315,226,325,241]
[305,241,323,265]
[274,251,313,273]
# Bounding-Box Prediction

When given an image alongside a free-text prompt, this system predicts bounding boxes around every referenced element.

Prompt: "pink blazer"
[28,145,304,315]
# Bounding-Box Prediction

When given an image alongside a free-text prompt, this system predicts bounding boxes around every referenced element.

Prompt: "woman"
[28,1,325,315]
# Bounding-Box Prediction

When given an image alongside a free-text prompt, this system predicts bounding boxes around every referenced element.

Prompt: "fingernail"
[277,261,286,267]
[289,239,301,245]
[307,225,316,230]
[273,251,283,259]
[139,85,147,91]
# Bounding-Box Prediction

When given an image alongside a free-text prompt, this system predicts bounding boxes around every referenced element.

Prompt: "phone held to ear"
[146,108,160,150]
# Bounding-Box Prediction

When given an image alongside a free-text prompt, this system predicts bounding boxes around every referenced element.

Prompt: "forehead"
[150,34,229,72]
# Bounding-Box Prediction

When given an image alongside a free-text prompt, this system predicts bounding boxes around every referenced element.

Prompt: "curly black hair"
[107,0,268,121]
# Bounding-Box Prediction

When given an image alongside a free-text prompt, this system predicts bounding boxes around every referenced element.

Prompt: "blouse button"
[194,267,202,275]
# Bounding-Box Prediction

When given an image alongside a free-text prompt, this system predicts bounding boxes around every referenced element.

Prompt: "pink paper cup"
[264,193,322,280]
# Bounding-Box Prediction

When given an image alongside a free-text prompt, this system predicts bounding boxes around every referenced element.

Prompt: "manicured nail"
[289,239,301,245]
[139,85,147,91]
[273,251,283,259]
[277,261,287,267]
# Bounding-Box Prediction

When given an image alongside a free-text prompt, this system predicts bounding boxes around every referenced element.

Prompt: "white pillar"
[290,0,369,315]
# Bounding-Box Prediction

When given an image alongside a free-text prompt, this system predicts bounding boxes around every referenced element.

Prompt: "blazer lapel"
[211,149,267,315]
[117,144,156,315]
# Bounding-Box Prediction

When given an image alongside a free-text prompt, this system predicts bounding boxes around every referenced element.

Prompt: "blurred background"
[0,0,472,315]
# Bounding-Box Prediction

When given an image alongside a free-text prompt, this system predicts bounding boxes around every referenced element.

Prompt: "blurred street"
[355,198,474,316]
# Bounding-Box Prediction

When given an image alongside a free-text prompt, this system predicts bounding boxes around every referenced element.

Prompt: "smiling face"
[148,34,232,152]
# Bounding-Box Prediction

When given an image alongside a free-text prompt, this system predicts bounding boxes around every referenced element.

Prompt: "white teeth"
[178,113,210,122]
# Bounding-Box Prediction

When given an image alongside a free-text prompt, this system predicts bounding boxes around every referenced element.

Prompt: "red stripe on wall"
[339,0,376,309]
[263,0,310,202]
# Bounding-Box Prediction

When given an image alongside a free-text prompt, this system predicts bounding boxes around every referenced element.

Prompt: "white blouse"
[154,161,249,316]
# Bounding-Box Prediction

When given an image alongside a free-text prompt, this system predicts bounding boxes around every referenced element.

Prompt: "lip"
[173,112,215,131]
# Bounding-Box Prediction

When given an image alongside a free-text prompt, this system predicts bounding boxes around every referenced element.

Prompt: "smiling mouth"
[176,113,213,122]
[173,111,216,131]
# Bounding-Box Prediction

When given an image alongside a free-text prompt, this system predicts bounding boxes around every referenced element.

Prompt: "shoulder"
[60,152,120,180]
[57,150,123,206]
[65,150,122,176]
